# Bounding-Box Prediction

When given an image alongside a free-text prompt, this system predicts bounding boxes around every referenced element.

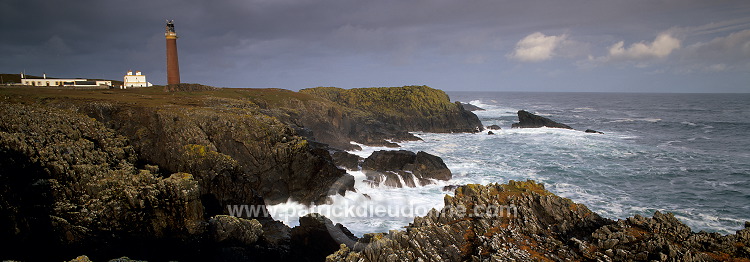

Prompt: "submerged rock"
[361,150,451,187]
[511,110,573,129]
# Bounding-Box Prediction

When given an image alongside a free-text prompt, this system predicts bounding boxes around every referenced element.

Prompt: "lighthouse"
[165,20,181,85]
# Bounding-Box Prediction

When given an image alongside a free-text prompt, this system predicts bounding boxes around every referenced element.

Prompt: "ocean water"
[269,92,750,236]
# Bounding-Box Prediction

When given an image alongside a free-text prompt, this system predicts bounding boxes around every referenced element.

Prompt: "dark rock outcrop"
[488,131,495,135]
[291,214,358,262]
[361,150,452,187]
[586,129,604,134]
[331,151,362,170]
[487,124,502,130]
[459,102,485,111]
[511,110,573,129]
[327,181,750,262]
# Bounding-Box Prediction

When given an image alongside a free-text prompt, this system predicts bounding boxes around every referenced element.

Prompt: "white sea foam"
[681,121,698,126]
[572,107,597,112]
[610,118,662,123]
[348,142,395,158]
[468,99,518,119]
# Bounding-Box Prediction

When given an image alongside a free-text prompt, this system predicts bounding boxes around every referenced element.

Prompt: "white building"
[21,74,111,87]
[123,70,153,88]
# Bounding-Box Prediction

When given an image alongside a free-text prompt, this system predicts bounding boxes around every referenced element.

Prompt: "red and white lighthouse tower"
[165,20,181,85]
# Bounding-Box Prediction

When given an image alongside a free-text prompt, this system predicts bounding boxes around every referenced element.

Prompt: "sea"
[268,92,750,236]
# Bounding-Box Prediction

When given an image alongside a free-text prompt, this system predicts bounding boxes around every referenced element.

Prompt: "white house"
[123,70,153,88]
[20,74,111,87]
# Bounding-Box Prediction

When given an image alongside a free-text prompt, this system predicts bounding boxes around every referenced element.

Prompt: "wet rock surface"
[511,110,573,129]
[361,150,452,187]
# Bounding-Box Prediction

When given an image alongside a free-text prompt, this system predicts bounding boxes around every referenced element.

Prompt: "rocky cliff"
[298,86,483,148]
[80,100,347,206]
[0,85,482,261]
[327,181,750,261]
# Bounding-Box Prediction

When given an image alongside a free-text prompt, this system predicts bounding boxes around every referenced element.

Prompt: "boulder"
[488,131,495,135]
[511,110,573,129]
[585,129,604,134]
[361,150,451,187]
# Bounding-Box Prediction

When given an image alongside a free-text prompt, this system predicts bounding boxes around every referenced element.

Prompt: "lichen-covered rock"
[327,181,750,262]
[586,211,750,261]
[0,103,204,261]
[209,215,263,245]
[361,150,451,187]
[511,110,573,129]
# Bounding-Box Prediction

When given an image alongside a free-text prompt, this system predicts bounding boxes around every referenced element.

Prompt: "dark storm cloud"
[2,0,749,91]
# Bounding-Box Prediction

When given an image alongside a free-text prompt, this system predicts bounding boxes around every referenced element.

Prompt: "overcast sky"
[2,0,749,92]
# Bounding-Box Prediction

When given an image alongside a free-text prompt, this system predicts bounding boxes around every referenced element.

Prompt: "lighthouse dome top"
[165,20,177,38]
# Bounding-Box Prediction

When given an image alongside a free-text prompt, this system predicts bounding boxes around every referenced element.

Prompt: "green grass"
[300,85,458,118]
[0,85,327,108]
